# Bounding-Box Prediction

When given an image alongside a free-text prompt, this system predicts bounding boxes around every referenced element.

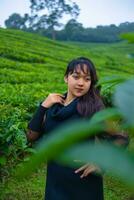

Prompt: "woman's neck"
[64,92,76,106]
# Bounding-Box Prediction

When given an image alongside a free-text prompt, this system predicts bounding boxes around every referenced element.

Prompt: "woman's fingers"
[80,165,96,178]
[54,94,65,103]
[55,93,65,98]
[74,163,99,178]
[42,93,65,108]
[75,163,89,173]
[58,97,65,104]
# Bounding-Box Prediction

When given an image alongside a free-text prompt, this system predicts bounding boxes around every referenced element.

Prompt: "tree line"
[4,0,134,43]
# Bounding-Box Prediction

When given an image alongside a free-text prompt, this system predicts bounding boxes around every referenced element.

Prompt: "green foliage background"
[0,28,134,199]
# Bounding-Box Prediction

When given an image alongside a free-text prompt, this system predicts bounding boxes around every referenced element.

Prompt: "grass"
[0,166,46,200]
[0,165,133,200]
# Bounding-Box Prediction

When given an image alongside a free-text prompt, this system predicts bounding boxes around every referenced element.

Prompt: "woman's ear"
[64,76,68,83]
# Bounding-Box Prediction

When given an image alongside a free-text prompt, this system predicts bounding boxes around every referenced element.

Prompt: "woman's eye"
[85,77,91,81]
[73,75,79,79]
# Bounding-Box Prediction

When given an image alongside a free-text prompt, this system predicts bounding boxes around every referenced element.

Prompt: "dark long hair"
[64,57,105,118]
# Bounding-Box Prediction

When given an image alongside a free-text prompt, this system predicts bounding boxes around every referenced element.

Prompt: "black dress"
[28,96,104,200]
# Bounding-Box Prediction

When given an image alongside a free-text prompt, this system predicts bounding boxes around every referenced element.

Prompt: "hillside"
[1,28,134,106]
[0,28,134,200]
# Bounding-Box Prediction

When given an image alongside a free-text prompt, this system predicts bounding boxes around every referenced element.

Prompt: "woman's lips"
[76,88,84,92]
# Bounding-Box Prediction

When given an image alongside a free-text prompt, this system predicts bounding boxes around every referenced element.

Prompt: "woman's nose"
[77,79,84,86]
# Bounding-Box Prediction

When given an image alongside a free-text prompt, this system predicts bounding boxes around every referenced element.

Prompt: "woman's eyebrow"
[73,72,91,77]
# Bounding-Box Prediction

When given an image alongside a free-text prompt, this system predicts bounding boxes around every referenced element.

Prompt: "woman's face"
[64,64,91,99]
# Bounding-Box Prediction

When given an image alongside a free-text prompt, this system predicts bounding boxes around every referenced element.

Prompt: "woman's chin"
[74,92,85,97]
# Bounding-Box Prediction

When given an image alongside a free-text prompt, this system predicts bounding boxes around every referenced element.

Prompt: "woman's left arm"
[74,129,130,178]
[103,119,130,149]
[107,131,130,148]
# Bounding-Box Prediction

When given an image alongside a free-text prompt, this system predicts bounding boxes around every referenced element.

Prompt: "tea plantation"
[0,28,134,200]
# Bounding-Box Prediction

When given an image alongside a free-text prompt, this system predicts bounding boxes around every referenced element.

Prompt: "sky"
[0,0,134,28]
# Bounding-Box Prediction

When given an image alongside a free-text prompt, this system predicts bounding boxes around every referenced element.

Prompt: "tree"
[65,19,83,32]
[29,0,80,39]
[5,13,28,30]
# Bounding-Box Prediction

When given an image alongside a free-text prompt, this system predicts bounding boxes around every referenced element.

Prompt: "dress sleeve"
[98,131,130,149]
[95,99,130,149]
[108,132,130,148]
[27,102,48,133]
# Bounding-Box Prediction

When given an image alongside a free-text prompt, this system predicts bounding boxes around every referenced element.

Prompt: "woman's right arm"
[27,103,48,142]
[27,93,65,142]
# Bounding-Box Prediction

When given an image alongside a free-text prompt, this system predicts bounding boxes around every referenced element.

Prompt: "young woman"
[27,57,129,200]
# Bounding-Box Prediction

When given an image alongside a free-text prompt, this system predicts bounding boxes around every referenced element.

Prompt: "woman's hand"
[74,163,101,178]
[41,93,65,108]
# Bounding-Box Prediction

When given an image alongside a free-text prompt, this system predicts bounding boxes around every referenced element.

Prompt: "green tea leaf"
[113,79,134,126]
